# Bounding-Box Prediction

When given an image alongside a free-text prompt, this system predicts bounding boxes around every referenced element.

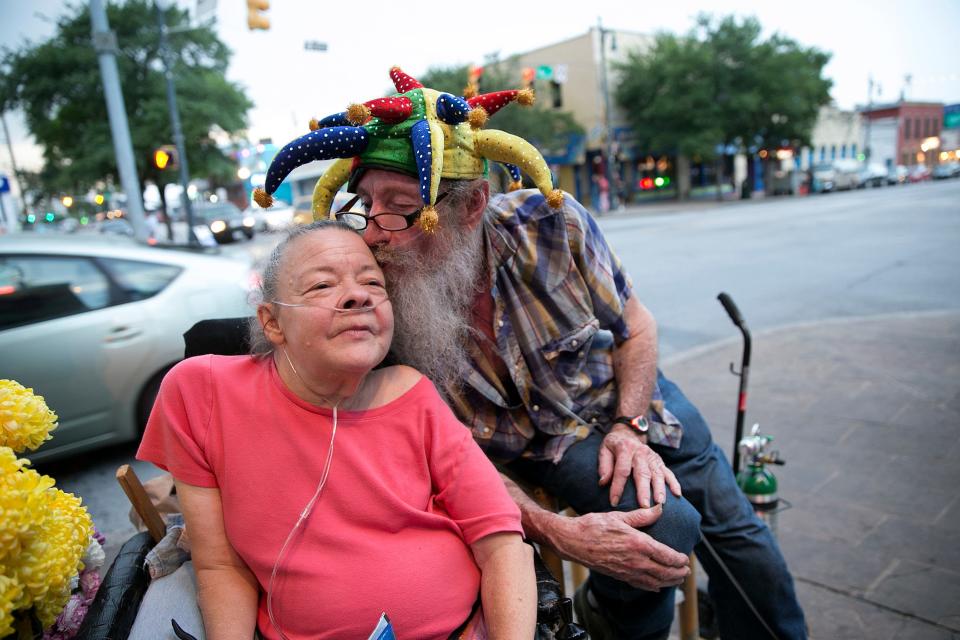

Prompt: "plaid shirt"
[443,190,683,463]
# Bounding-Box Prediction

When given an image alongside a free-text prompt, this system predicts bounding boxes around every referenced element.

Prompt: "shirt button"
[578,350,585,358]
[590,417,598,424]
[571,339,579,347]
[482,426,491,435]
[532,404,540,412]
[497,320,504,328]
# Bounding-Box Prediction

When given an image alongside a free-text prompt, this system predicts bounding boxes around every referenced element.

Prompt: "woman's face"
[264,228,394,378]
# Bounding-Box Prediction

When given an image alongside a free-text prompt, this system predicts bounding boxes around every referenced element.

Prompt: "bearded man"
[255,67,806,640]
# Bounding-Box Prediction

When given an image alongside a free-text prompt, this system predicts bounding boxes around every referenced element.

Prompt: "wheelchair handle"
[717,292,746,328]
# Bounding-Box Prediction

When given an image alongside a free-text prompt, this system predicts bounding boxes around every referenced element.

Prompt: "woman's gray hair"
[247,218,359,356]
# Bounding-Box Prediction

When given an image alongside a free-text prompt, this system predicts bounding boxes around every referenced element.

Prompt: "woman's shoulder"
[167,354,263,385]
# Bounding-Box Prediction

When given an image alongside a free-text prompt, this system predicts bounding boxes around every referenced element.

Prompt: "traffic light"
[153,145,178,171]
[247,0,270,30]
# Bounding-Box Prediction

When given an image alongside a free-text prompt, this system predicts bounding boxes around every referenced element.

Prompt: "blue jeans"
[509,371,807,640]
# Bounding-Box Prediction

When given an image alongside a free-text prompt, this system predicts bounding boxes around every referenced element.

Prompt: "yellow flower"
[0,380,58,453]
[0,574,23,638]
[0,447,92,629]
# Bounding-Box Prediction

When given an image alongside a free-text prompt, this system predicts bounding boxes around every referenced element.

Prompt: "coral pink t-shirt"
[137,355,523,639]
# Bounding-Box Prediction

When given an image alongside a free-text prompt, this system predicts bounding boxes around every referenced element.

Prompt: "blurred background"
[1,2,958,638]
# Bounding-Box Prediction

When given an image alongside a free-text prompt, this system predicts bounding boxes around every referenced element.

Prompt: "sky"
[1,0,958,177]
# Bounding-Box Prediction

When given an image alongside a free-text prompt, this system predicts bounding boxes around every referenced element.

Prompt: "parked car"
[0,235,255,462]
[193,202,255,243]
[908,165,932,183]
[857,163,888,188]
[811,160,860,193]
[932,162,960,179]
[246,200,295,232]
[887,165,909,185]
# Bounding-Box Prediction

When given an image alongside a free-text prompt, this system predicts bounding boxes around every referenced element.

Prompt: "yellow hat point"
[508,180,523,192]
[468,107,489,129]
[346,103,372,125]
[253,187,274,209]
[308,118,320,131]
[546,189,564,209]
[463,82,478,99]
[517,88,536,106]
[418,205,440,233]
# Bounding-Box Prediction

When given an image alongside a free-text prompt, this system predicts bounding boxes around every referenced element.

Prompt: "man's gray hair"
[247,219,358,356]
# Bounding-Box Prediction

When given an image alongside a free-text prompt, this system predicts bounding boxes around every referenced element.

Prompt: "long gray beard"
[375,223,484,394]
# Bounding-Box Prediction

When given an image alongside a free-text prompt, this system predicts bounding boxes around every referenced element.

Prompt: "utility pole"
[597,18,618,212]
[1,113,28,223]
[155,1,197,244]
[90,0,148,242]
[864,75,874,163]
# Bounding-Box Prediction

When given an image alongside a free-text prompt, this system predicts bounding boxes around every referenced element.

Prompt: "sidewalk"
[663,311,960,639]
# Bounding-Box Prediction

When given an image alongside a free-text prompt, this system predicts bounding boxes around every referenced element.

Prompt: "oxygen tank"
[736,424,784,537]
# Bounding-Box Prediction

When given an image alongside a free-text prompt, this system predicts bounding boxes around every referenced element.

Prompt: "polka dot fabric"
[264,126,369,193]
[436,93,471,125]
[258,66,562,228]
[467,90,520,117]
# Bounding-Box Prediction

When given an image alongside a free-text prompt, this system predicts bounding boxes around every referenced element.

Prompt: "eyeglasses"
[334,191,450,232]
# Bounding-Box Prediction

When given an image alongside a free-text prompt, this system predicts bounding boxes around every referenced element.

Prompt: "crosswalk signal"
[153,145,178,171]
[247,0,270,30]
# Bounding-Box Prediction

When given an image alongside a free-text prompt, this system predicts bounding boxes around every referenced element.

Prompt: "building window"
[831,145,836,159]
[820,146,825,161]
[852,143,857,158]
[915,118,921,138]
[905,119,911,139]
[902,152,909,166]
[808,148,814,167]
[840,144,847,158]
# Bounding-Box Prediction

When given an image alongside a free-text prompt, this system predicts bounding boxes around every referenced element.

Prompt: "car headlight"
[243,216,255,227]
[210,220,227,233]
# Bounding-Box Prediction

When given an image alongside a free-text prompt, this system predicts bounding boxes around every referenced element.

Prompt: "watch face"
[630,416,649,432]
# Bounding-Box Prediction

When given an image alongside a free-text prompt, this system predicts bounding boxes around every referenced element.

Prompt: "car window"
[99,258,182,300]
[0,255,111,330]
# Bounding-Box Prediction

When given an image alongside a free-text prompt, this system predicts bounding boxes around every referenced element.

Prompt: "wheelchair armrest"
[76,532,154,640]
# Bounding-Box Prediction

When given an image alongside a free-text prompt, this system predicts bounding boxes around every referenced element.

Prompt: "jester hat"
[253,66,563,232]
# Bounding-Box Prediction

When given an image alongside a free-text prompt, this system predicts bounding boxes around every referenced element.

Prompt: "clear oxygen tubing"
[266,346,343,640]
[270,295,390,314]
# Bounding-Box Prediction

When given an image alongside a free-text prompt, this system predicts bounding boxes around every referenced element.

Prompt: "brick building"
[862,102,945,169]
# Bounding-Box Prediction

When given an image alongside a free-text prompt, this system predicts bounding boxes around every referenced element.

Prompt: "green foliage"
[419,57,583,152]
[615,14,832,159]
[1,0,252,198]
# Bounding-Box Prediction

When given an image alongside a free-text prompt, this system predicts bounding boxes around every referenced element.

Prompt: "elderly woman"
[137,220,535,640]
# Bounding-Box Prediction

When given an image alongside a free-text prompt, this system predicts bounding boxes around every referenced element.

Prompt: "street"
[33,179,960,637]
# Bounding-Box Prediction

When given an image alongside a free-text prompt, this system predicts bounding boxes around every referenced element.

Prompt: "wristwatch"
[613,415,649,434]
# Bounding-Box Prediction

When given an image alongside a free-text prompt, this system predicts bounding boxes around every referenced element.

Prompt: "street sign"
[304,40,328,51]
[944,104,960,130]
[0,175,10,194]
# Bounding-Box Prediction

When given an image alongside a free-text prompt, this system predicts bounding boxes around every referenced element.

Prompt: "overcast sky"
[1,0,958,174]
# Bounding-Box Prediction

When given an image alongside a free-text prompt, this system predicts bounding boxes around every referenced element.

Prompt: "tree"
[419,57,583,186]
[615,14,832,199]
[1,0,252,216]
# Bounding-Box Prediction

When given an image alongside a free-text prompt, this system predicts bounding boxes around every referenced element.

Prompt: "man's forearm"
[501,473,567,549]
[613,297,659,422]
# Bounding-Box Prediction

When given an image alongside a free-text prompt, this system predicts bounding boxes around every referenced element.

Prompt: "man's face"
[354,169,435,256]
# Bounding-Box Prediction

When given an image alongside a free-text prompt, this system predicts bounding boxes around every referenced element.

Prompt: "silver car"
[0,235,254,462]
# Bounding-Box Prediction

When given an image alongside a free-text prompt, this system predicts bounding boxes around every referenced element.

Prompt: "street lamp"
[597,18,618,211]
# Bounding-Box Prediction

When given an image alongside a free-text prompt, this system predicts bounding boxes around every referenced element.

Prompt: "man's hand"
[598,424,682,508]
[548,505,690,590]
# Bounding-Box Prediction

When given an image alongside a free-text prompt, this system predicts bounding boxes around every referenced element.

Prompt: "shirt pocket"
[540,319,600,390]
